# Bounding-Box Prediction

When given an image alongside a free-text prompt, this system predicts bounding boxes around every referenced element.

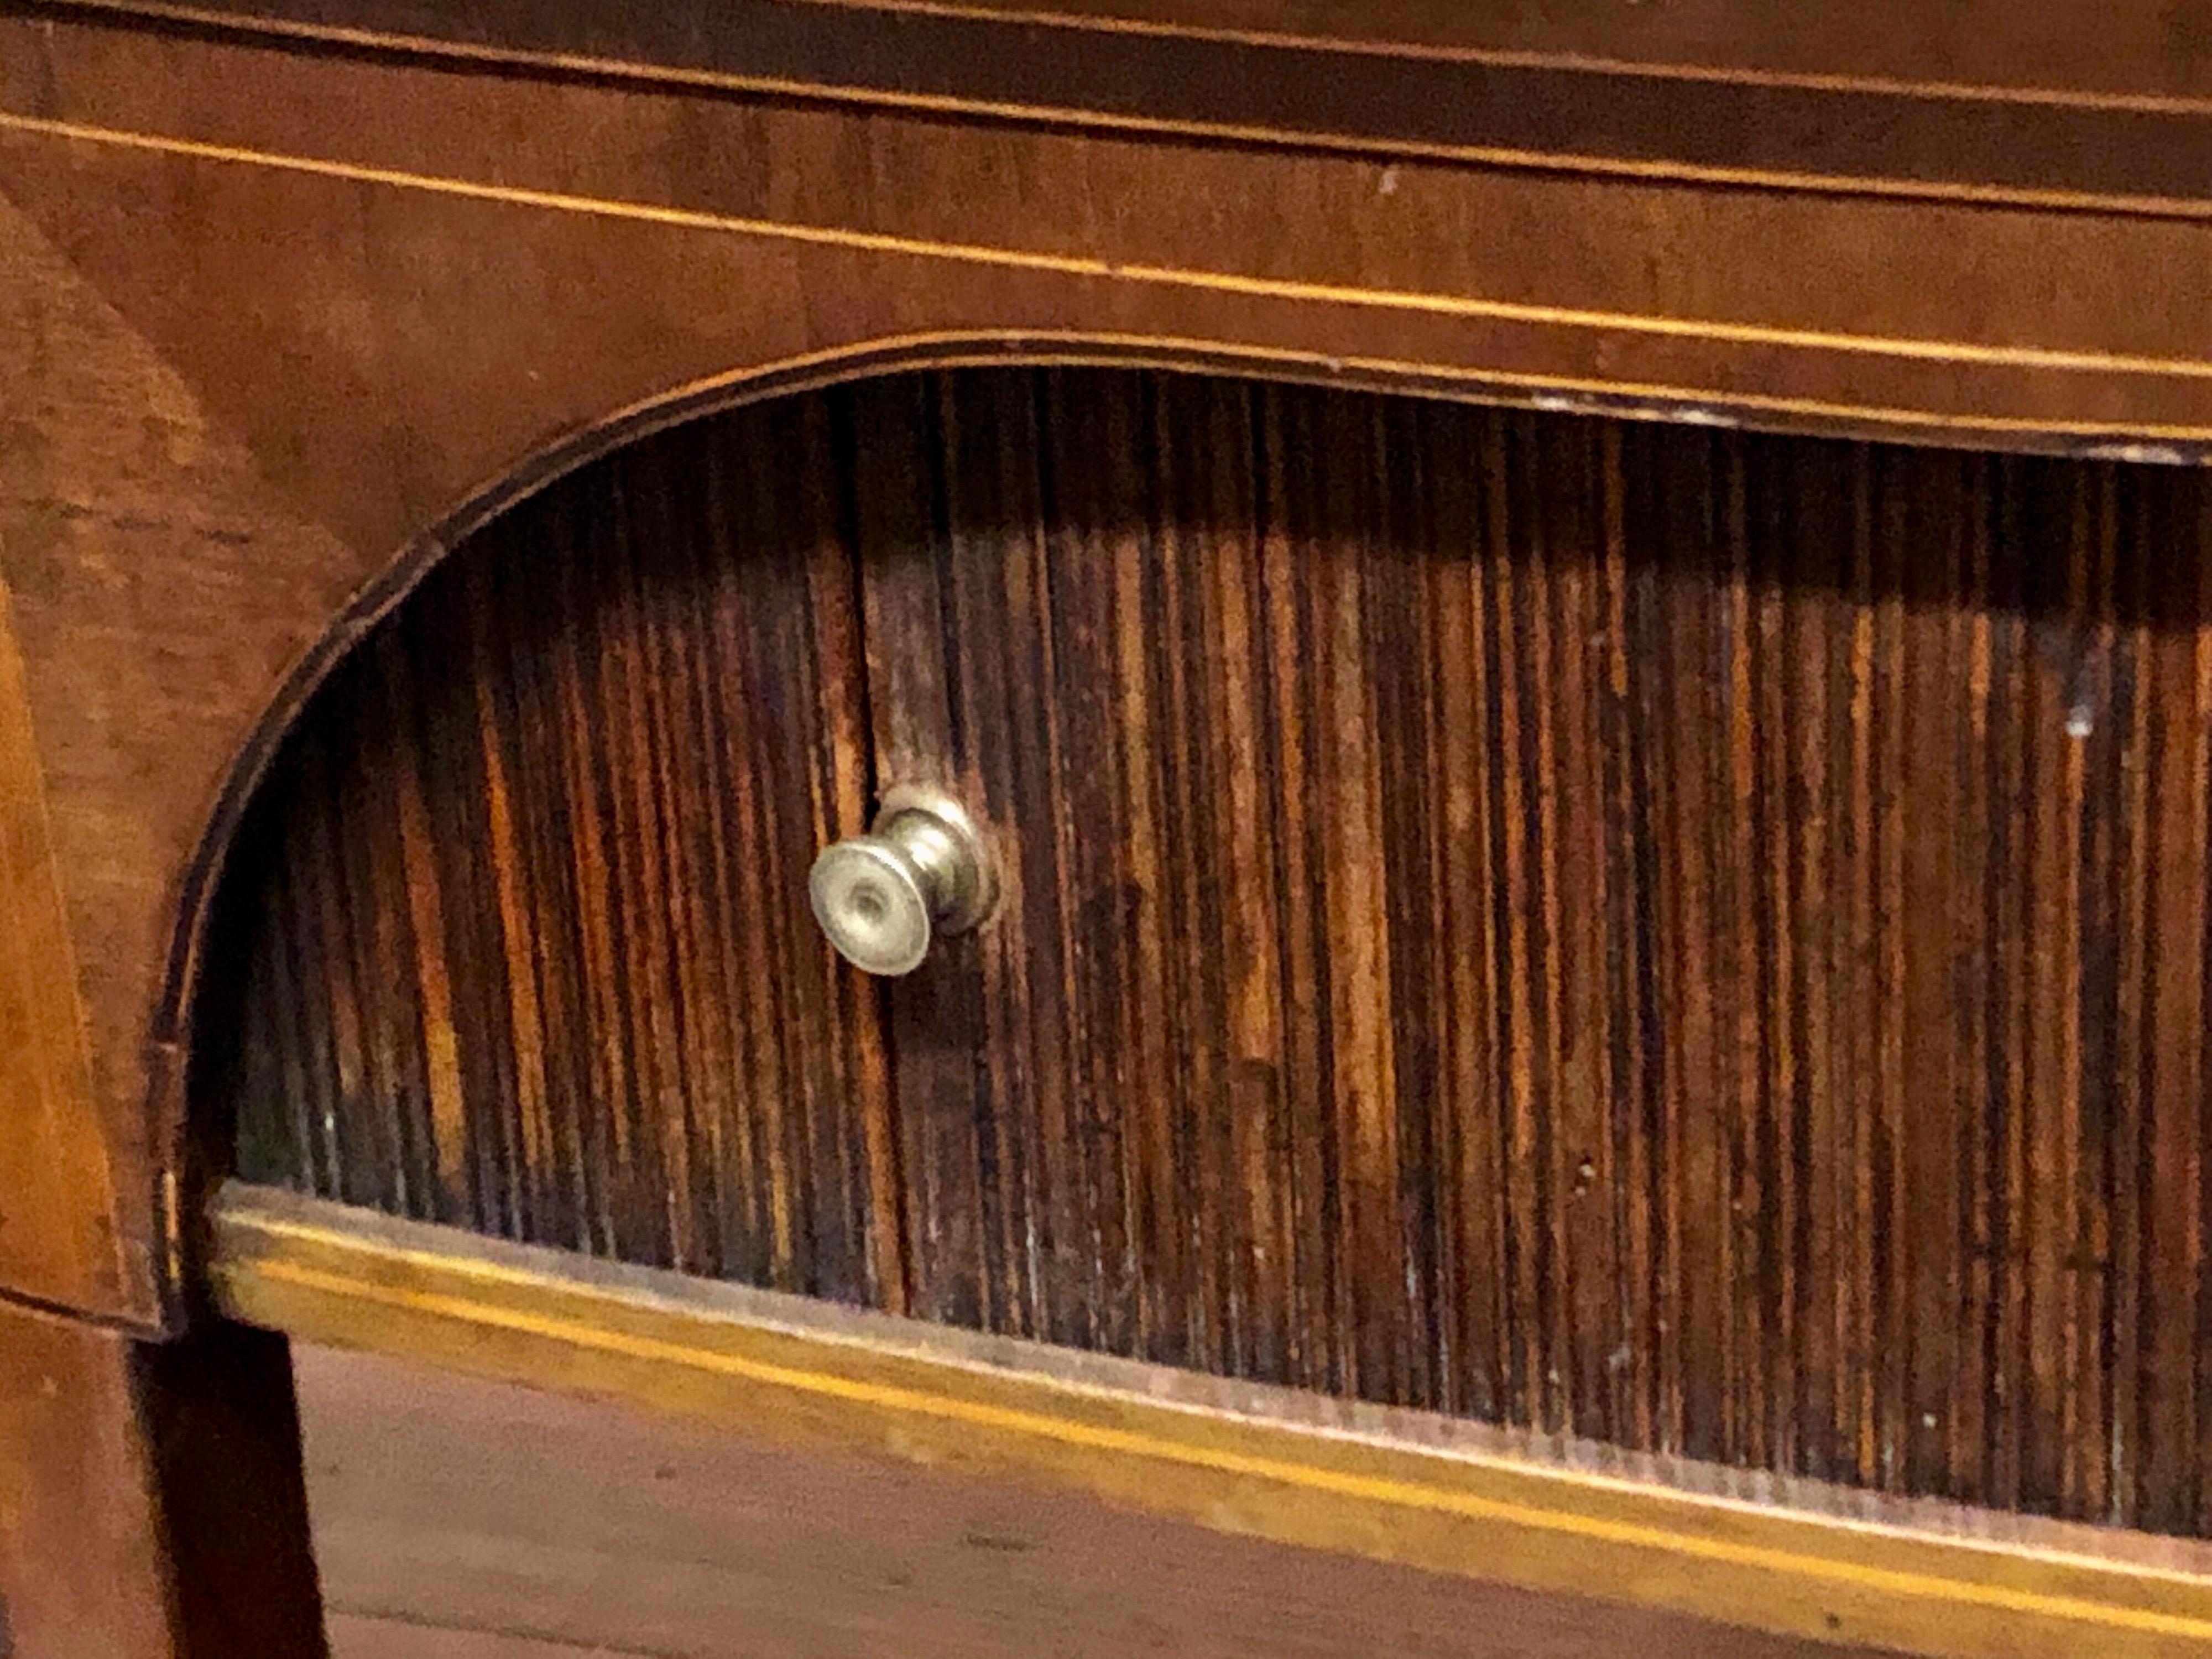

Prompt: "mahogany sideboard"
[8,2,2212,1653]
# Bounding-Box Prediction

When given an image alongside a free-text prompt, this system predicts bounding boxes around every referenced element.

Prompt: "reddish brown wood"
[0,1300,325,1658]
[0,571,139,1316]
[36,0,2212,102]
[812,0,2212,101]
[0,165,363,1323]
[9,14,2212,1329]
[5,4,2212,1648]
[293,1340,1892,1659]
[0,1301,173,1656]
[30,0,2212,216]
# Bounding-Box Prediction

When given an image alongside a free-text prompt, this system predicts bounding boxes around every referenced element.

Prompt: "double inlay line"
[7,108,2212,387]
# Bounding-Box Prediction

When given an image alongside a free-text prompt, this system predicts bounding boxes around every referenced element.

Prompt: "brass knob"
[807,785,995,976]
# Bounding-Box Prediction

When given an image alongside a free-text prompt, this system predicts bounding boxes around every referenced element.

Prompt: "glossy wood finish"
[3,4,2211,1653]
[10,13,2212,1326]
[885,369,2212,1536]
[200,366,2212,1540]
[43,0,2212,100]
[217,1185,2212,1659]
[38,0,2212,215]
[0,573,130,1315]
[0,140,366,1324]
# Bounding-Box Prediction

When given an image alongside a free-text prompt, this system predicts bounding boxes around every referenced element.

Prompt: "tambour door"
[833,367,2212,1528]
[208,363,2212,1540]
[210,395,901,1307]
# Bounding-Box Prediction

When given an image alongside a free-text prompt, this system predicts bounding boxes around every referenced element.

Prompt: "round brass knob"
[807,785,995,975]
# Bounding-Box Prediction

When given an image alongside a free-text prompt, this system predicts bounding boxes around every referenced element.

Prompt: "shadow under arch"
[170,314,1951,1212]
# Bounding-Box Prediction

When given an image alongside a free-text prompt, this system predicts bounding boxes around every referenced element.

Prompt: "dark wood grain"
[33,0,2212,105]
[197,364,2212,1538]
[863,370,2212,1538]
[11,6,2212,1329]
[135,1320,329,1658]
[204,400,897,1305]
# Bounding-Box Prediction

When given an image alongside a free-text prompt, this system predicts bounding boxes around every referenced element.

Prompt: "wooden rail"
[208,1181,2212,1659]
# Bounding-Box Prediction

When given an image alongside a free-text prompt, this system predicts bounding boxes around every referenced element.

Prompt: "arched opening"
[190,363,2212,1537]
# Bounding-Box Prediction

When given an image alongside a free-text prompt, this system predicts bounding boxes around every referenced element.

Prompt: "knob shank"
[808,785,995,975]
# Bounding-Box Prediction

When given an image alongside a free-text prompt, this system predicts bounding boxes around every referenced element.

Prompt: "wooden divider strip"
[210,1181,2212,1659]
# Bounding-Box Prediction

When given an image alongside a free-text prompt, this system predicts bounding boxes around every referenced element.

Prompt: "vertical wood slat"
[217,397,894,1308]
[203,366,2212,1539]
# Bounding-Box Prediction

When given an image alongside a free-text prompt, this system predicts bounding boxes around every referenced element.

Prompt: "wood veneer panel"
[11,17,2212,1331]
[217,1186,2212,1659]
[33,0,2212,214]
[0,574,122,1312]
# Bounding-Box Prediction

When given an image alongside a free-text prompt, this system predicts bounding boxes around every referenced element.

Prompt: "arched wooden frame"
[156,319,2212,1272]
[15,6,2212,1334]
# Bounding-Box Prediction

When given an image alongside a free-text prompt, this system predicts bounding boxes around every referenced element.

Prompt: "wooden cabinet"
[205,365,2212,1538]
[17,6,2212,1651]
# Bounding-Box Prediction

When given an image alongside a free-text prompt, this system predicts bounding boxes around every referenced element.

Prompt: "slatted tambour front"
[199,367,2212,1535]
[201,397,899,1307]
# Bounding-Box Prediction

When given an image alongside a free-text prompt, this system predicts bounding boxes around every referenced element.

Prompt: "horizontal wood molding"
[292,1340,1890,1659]
[207,1182,2212,1659]
[14,15,2212,454]
[25,0,2212,216]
